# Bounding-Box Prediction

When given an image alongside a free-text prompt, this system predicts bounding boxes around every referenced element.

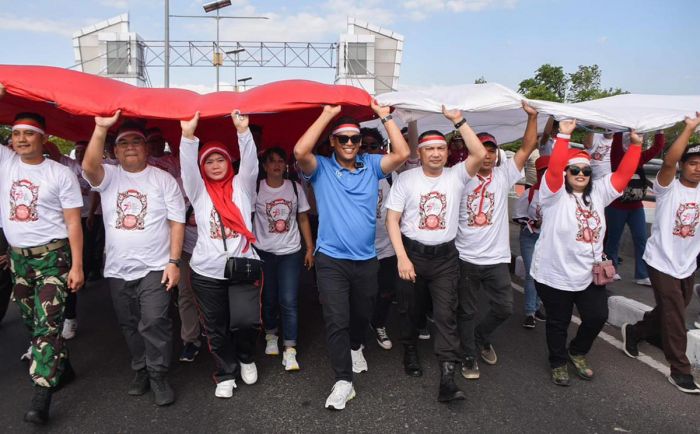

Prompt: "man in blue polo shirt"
[294,102,409,410]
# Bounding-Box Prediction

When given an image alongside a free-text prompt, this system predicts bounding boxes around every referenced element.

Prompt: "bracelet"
[381,114,393,124]
[454,118,467,129]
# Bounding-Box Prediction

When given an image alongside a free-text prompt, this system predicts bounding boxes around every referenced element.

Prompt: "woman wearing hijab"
[179,110,261,398]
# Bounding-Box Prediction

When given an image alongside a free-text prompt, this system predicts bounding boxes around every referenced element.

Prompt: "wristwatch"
[454,118,467,129]
[380,114,393,124]
[168,258,181,268]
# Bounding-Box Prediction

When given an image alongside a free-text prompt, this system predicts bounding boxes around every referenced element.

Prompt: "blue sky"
[1,0,698,95]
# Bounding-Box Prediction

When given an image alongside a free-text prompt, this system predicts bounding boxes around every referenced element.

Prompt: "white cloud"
[403,0,518,17]
[99,0,129,8]
[0,13,77,37]
[597,36,608,44]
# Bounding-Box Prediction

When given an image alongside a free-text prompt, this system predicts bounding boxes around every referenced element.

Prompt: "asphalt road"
[2,273,700,434]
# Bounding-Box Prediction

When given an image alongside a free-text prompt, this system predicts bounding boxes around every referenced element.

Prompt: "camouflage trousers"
[10,243,71,388]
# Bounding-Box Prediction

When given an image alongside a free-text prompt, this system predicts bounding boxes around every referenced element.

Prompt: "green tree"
[568,64,628,102]
[517,64,568,102]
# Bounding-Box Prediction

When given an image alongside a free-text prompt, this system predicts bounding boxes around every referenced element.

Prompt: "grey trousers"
[457,261,513,358]
[178,252,201,344]
[109,270,173,372]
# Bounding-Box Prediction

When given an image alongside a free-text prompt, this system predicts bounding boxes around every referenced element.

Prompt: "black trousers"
[535,281,608,368]
[371,255,398,329]
[191,271,260,383]
[315,252,379,382]
[397,244,461,363]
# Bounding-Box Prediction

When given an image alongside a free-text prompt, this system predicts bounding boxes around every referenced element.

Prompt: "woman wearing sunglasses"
[530,119,642,386]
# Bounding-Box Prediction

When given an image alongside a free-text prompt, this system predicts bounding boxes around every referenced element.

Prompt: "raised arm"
[84,111,121,186]
[179,112,205,201]
[374,100,410,174]
[294,105,341,176]
[544,119,576,193]
[442,106,486,177]
[232,110,259,196]
[540,116,554,147]
[513,101,539,171]
[611,131,642,192]
[658,113,700,187]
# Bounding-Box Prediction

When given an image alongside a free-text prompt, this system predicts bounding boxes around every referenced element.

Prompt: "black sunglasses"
[567,166,592,177]
[362,143,381,150]
[334,134,362,145]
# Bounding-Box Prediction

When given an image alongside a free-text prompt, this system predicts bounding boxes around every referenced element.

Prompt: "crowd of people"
[2,81,700,425]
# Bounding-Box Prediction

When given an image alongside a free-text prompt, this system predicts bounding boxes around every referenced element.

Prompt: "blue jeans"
[604,206,649,280]
[519,227,541,316]
[258,249,303,347]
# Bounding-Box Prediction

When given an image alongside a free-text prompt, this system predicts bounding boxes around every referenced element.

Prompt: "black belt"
[402,236,455,257]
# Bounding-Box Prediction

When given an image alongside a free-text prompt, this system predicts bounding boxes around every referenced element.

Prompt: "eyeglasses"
[567,166,592,177]
[334,135,362,145]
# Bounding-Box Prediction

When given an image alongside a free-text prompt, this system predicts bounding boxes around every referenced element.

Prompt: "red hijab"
[199,141,256,252]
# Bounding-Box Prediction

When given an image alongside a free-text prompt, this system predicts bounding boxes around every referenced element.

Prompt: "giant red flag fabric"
[0,65,375,156]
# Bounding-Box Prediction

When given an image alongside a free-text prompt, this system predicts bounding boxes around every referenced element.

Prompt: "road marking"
[511,281,670,376]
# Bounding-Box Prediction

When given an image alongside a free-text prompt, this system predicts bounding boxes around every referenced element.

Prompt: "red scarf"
[199,141,256,252]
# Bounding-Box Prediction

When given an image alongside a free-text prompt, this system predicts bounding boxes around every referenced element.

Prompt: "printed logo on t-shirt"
[266,198,293,233]
[418,191,446,230]
[209,208,239,240]
[673,202,699,238]
[465,190,495,227]
[116,189,147,230]
[376,188,384,219]
[591,144,610,161]
[9,179,39,222]
[575,206,601,243]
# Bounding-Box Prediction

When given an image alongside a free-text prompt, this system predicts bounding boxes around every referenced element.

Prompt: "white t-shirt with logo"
[643,178,700,279]
[253,179,310,255]
[587,133,613,180]
[180,132,259,280]
[89,164,185,280]
[530,174,621,291]
[456,159,523,265]
[0,147,83,248]
[385,164,472,246]
[375,177,395,259]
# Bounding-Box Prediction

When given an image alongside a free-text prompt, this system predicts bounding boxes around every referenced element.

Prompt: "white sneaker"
[613,274,622,281]
[240,362,258,385]
[62,318,78,340]
[265,334,279,356]
[418,328,431,340]
[324,380,355,410]
[635,277,652,286]
[214,379,237,398]
[351,346,368,373]
[20,345,32,361]
[282,347,300,371]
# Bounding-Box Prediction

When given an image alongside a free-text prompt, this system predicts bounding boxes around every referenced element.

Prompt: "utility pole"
[164,0,169,87]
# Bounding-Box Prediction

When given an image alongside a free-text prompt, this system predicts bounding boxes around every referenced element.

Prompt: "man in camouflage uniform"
[0,85,84,425]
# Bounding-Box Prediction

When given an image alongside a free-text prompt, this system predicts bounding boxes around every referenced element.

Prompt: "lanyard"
[473,173,493,216]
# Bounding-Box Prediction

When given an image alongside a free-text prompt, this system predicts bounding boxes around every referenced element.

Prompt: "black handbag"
[216,210,263,282]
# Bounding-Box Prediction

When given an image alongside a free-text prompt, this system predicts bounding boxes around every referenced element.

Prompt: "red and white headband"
[568,157,590,166]
[115,130,146,144]
[418,134,447,149]
[199,145,231,166]
[12,119,45,136]
[332,124,360,135]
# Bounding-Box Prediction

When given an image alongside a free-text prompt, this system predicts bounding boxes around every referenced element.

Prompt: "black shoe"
[149,371,175,406]
[24,386,52,425]
[128,368,150,396]
[621,323,639,358]
[438,362,465,402]
[403,345,423,377]
[461,357,480,380]
[522,315,536,329]
[179,342,201,362]
[534,309,547,322]
[55,359,76,391]
[668,373,700,394]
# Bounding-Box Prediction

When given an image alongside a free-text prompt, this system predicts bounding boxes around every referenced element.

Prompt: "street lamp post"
[225,48,245,89]
[203,1,232,91]
[237,77,252,92]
